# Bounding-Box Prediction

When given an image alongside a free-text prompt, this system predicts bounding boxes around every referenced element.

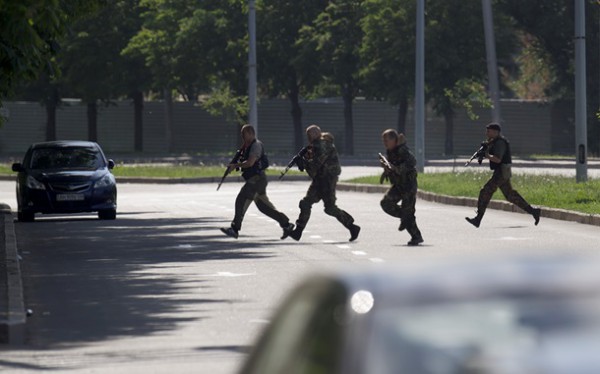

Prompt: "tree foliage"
[0,0,104,123]
[499,0,599,152]
[258,0,327,147]
[4,0,597,154]
[299,0,366,154]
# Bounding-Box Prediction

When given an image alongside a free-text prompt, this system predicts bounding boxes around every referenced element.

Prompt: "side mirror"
[12,163,23,172]
[107,159,115,170]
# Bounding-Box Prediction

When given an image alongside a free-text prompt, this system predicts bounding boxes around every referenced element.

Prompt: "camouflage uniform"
[295,137,355,232]
[231,139,291,232]
[380,142,423,242]
[475,136,536,219]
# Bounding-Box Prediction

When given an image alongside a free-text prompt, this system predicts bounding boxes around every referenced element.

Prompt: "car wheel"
[98,209,117,220]
[18,211,35,222]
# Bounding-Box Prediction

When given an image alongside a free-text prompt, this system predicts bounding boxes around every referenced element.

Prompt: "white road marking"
[369,258,384,263]
[337,245,351,249]
[310,235,322,239]
[352,251,367,256]
[203,272,256,277]
[322,240,335,244]
[500,236,531,241]
[249,319,270,324]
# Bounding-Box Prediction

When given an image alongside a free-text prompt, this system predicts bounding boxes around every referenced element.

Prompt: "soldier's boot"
[398,220,406,231]
[289,225,304,241]
[465,212,483,228]
[407,235,424,246]
[532,208,541,226]
[280,223,295,240]
[220,226,239,239]
[349,224,361,242]
[406,223,423,246]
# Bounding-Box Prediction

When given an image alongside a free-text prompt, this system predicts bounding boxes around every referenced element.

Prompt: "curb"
[0,174,309,184]
[0,205,26,344]
[336,183,600,227]
[113,175,309,185]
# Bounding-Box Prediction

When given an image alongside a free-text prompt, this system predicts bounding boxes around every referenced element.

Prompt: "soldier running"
[379,129,424,246]
[221,125,295,239]
[288,125,361,242]
[466,122,541,228]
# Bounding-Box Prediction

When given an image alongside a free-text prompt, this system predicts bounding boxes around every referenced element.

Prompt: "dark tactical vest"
[488,136,512,170]
[240,139,269,180]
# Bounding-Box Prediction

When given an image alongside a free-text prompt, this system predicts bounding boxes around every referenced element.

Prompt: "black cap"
[486,122,502,132]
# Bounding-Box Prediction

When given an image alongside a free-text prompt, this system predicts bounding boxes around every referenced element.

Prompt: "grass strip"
[349,171,600,215]
[0,164,302,179]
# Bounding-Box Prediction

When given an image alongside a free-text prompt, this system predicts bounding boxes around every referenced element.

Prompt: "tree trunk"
[396,95,408,134]
[163,88,173,153]
[342,86,354,155]
[87,101,98,142]
[443,109,455,156]
[132,90,144,152]
[288,79,303,150]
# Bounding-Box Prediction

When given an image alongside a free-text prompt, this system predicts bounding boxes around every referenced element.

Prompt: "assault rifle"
[378,153,393,184]
[217,148,243,190]
[465,141,489,166]
[279,146,309,180]
[378,153,394,171]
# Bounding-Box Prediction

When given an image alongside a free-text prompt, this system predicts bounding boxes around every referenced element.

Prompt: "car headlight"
[26,175,46,190]
[94,174,114,189]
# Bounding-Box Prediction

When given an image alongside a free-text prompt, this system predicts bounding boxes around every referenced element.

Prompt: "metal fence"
[0,98,572,157]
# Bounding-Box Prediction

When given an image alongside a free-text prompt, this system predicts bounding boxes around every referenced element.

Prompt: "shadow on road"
[12,213,279,350]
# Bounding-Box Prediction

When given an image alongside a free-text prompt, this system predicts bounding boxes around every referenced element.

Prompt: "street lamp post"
[574,0,588,182]
[482,0,502,125]
[248,0,258,134]
[415,0,425,173]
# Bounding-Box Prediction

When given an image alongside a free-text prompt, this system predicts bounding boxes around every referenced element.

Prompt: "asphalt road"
[0,179,598,373]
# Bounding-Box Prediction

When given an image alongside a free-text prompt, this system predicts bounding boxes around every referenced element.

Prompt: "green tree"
[14,73,62,141]
[114,0,152,152]
[61,5,124,141]
[360,0,415,134]
[177,0,248,124]
[0,0,104,125]
[498,0,600,154]
[124,0,248,148]
[299,0,366,155]
[425,0,515,155]
[61,0,152,143]
[258,0,327,149]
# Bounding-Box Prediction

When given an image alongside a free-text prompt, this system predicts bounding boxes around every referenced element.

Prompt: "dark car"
[240,255,600,374]
[12,141,117,222]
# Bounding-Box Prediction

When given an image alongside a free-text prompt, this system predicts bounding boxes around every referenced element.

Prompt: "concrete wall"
[0,98,568,157]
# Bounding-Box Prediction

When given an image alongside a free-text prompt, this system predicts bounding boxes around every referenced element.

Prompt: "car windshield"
[29,147,103,170]
[365,297,600,374]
